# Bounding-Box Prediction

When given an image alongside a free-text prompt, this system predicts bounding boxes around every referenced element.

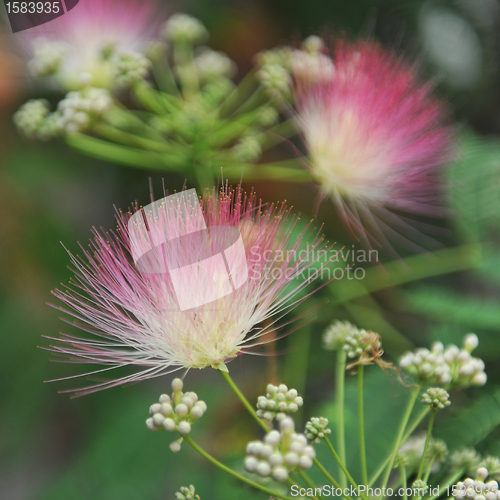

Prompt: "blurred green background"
[2,0,500,498]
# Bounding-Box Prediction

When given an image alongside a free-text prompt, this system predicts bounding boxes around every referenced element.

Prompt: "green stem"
[218,369,269,433]
[283,323,312,425]
[65,133,176,171]
[423,457,435,483]
[299,470,318,491]
[183,435,293,500]
[369,406,430,486]
[221,164,310,183]
[401,466,408,500]
[336,349,347,488]
[324,437,369,500]
[416,409,436,480]
[358,365,368,486]
[380,385,421,490]
[312,458,352,500]
[94,124,180,155]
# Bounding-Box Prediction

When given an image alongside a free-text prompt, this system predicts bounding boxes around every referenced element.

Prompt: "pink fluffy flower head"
[47,186,330,396]
[22,0,158,90]
[295,40,453,245]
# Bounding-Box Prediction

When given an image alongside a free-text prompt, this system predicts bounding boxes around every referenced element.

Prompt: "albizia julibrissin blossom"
[294,40,453,245]
[22,0,158,90]
[47,187,331,396]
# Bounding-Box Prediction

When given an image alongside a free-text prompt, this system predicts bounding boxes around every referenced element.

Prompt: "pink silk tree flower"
[294,40,453,249]
[22,0,159,90]
[47,186,331,396]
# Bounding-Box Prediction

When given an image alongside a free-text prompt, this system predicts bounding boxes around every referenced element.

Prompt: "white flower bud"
[181,396,194,409]
[169,440,182,453]
[277,402,288,412]
[284,452,300,467]
[477,469,489,480]
[190,405,204,419]
[465,334,479,352]
[473,372,487,386]
[160,403,173,416]
[302,35,324,53]
[260,445,273,459]
[244,456,259,472]
[149,403,161,416]
[178,421,191,435]
[146,418,157,431]
[400,354,413,368]
[290,441,305,454]
[421,363,433,375]
[267,384,278,395]
[162,13,208,45]
[280,418,294,433]
[171,378,183,391]
[256,461,271,477]
[269,453,283,466]
[265,430,281,446]
[299,456,313,469]
[159,394,171,404]
[486,482,499,492]
[152,413,165,427]
[163,418,177,432]
[272,466,289,482]
[175,404,189,417]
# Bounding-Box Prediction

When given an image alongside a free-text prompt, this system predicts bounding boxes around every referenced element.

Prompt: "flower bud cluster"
[232,135,262,162]
[400,335,486,388]
[14,99,54,140]
[194,49,237,81]
[175,485,197,500]
[256,36,334,98]
[256,384,303,422]
[396,434,448,472]
[322,320,357,351]
[56,88,114,133]
[452,469,500,500]
[162,13,209,45]
[244,417,315,482]
[290,49,334,84]
[258,106,280,127]
[28,37,68,77]
[422,387,451,409]
[412,480,429,496]
[305,417,331,444]
[480,458,500,481]
[343,328,381,363]
[146,378,207,452]
[450,449,482,474]
[256,64,291,99]
[112,51,151,86]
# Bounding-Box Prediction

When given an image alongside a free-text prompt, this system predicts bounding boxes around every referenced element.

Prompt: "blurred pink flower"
[47,187,329,396]
[295,40,453,248]
[22,0,159,90]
